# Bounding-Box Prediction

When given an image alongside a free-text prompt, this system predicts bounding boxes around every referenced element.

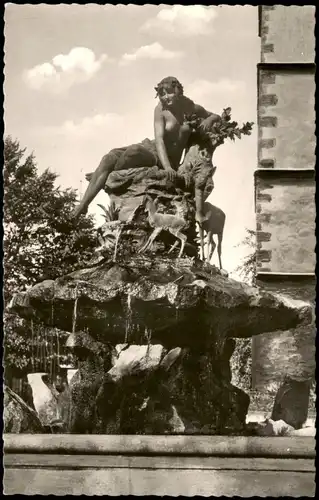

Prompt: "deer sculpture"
[138,195,189,258]
[95,201,142,262]
[200,202,226,268]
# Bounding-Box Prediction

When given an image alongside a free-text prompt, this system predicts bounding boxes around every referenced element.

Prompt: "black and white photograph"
[2,4,316,496]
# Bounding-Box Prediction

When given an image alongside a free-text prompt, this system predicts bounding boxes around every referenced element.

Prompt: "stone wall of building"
[259,5,315,64]
[255,172,315,273]
[253,278,316,392]
[258,69,315,171]
[253,5,316,397]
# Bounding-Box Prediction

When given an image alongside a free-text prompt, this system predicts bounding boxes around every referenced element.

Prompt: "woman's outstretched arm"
[193,103,221,131]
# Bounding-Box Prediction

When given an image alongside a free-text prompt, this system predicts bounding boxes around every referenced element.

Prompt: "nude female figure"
[72,76,220,222]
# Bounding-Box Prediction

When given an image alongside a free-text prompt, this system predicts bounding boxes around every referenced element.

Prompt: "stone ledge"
[4,454,316,472]
[4,467,315,497]
[4,434,315,458]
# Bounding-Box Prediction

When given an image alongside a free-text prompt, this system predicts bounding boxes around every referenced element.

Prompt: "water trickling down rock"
[8,254,313,435]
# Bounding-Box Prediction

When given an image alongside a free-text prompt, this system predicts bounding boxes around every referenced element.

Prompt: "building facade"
[253,6,316,391]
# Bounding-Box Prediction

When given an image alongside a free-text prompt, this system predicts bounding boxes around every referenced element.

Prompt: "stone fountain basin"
[3,434,315,496]
[9,257,313,347]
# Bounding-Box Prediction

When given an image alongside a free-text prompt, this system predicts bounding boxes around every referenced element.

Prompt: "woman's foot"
[72,203,88,220]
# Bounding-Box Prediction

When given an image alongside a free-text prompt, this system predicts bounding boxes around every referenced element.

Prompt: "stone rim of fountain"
[3,433,316,458]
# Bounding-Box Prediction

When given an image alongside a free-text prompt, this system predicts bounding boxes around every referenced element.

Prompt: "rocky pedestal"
[4,386,44,433]
[9,256,313,435]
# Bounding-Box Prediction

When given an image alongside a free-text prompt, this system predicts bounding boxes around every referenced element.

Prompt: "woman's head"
[155,76,184,107]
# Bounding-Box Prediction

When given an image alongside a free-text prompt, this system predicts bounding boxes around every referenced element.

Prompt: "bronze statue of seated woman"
[72,76,221,224]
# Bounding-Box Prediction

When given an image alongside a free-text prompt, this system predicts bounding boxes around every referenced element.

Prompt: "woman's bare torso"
[161,97,195,169]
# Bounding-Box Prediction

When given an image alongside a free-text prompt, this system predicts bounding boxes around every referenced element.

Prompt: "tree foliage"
[3,136,98,375]
[3,136,97,302]
[235,228,257,286]
[3,312,73,377]
[230,228,258,391]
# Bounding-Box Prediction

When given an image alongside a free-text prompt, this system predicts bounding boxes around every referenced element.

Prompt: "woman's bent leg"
[114,143,158,172]
[73,149,123,219]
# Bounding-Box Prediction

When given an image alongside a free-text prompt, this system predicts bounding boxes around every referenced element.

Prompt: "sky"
[4,4,260,275]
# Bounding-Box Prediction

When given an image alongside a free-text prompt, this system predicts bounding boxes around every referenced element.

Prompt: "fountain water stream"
[30,319,35,372]
[124,292,132,343]
[72,290,79,334]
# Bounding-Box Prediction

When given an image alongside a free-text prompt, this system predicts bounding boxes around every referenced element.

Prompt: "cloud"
[40,113,124,138]
[187,78,245,103]
[38,108,154,150]
[24,47,108,93]
[120,42,183,65]
[141,6,218,37]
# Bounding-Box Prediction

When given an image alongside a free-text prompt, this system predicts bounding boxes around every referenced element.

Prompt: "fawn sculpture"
[138,195,189,258]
